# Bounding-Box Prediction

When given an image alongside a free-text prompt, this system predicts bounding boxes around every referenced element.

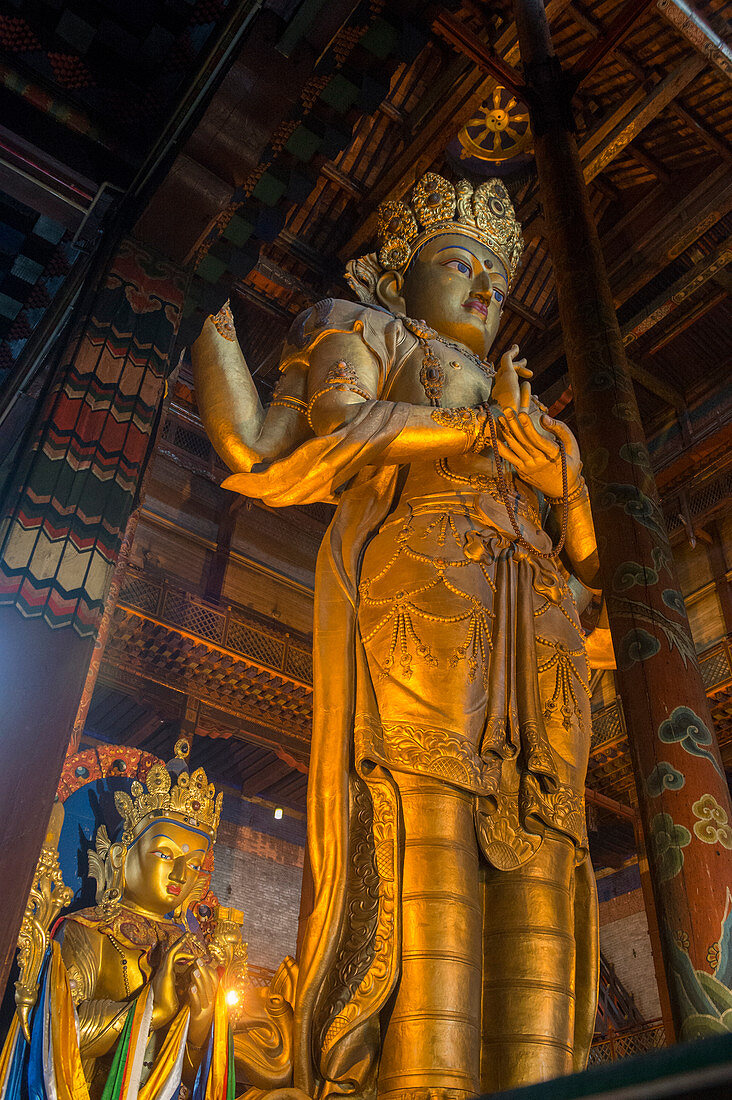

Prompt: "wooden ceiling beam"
[125,713,167,748]
[568,2,730,166]
[585,785,637,821]
[506,297,548,330]
[582,54,705,182]
[528,167,731,376]
[655,0,732,84]
[431,10,525,96]
[571,0,657,84]
[628,141,672,184]
[626,359,686,409]
[622,235,732,347]
[241,757,294,796]
[670,100,732,163]
[543,357,686,413]
[644,287,728,356]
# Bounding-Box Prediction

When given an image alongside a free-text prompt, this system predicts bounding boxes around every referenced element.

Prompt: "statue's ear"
[109,842,126,873]
[376,270,406,315]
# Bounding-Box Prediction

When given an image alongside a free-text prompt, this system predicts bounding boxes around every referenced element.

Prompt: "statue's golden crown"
[375,172,523,285]
[115,740,222,845]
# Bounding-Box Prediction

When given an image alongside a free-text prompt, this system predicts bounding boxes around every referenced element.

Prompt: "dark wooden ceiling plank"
[242,757,297,797]
[529,165,732,377]
[627,359,686,408]
[125,713,166,748]
[571,0,658,84]
[644,287,728,356]
[431,10,525,96]
[655,0,732,85]
[583,53,705,182]
[567,1,730,169]
[670,100,732,162]
[621,234,732,346]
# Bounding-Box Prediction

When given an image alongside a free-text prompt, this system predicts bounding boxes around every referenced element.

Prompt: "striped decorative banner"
[0,239,187,637]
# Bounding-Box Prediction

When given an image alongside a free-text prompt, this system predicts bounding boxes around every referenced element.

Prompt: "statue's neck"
[118,897,174,923]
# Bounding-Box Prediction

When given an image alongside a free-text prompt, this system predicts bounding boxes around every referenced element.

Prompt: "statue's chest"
[97,935,150,999]
[386,342,494,407]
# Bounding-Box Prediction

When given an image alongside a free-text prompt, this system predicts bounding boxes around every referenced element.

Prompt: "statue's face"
[123,817,209,917]
[401,232,508,357]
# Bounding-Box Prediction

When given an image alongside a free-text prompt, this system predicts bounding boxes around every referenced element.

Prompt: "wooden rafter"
[621,237,732,347]
[571,0,657,83]
[644,287,728,356]
[656,0,732,84]
[529,167,732,377]
[431,10,524,96]
[582,54,705,182]
[566,2,731,164]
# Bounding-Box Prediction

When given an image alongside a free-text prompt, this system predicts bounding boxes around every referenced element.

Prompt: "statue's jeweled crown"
[376,172,524,285]
[115,739,223,845]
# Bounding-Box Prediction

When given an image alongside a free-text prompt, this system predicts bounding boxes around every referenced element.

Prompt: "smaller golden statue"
[0,742,297,1100]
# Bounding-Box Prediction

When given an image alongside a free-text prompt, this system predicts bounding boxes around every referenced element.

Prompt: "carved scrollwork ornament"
[88,824,126,916]
[15,804,73,1041]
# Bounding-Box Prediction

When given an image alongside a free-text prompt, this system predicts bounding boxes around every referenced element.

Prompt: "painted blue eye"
[444,259,472,276]
[493,289,504,304]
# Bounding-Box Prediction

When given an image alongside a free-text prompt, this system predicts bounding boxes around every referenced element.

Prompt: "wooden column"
[514,0,732,1040]
[0,238,187,990]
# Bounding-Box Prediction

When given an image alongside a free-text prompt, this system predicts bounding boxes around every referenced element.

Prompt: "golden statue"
[193,173,602,1098]
[0,742,297,1099]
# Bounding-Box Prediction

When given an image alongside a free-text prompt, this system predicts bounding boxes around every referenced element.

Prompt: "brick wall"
[598,877,662,1021]
[211,795,305,973]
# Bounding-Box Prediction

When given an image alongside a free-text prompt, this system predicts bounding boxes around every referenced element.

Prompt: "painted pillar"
[513,0,732,1040]
[0,238,187,989]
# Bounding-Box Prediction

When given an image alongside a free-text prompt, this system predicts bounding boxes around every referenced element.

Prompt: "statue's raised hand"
[496,409,583,500]
[150,935,197,1030]
[491,344,532,414]
[187,959,219,1048]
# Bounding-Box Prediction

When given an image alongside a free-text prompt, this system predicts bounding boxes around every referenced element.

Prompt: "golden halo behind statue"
[458,85,533,163]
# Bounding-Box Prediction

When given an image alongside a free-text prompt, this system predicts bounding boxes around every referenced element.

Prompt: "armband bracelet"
[430,407,486,452]
[546,478,588,507]
[306,383,371,432]
[271,396,307,415]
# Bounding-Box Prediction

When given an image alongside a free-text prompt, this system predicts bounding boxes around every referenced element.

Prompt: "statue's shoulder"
[57,908,106,944]
[283,298,400,361]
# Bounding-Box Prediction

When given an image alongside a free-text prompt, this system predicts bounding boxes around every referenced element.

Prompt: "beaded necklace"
[401,315,495,406]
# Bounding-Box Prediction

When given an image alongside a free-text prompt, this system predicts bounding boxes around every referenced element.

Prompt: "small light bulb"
[225,989,239,1006]
[274,807,283,820]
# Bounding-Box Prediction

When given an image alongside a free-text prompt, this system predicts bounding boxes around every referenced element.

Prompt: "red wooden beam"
[432,10,525,96]
[571,0,657,84]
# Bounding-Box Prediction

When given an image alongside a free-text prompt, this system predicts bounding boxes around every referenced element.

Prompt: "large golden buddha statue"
[0,744,296,1099]
[193,173,602,1098]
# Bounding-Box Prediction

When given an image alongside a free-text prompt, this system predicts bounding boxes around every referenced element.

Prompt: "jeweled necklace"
[401,315,495,407]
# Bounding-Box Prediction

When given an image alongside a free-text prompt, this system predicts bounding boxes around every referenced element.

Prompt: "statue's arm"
[193,307,267,471]
[60,921,129,1058]
[306,332,489,460]
[555,489,599,590]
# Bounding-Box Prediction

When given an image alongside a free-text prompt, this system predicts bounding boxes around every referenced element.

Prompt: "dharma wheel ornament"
[457,85,533,164]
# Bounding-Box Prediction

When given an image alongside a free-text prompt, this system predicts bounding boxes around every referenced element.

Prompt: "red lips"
[464,298,489,319]
[167,883,182,896]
